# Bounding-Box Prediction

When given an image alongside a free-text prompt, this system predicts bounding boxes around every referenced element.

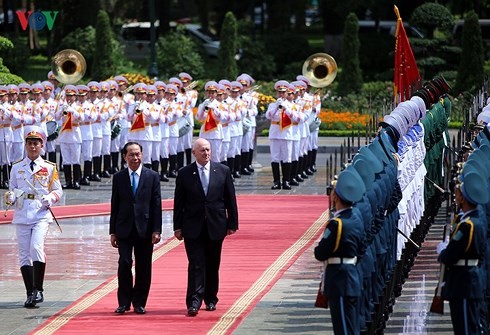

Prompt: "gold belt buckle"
[27,194,35,200]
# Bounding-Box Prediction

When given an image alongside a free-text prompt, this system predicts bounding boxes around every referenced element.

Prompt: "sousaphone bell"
[51,49,87,84]
[302,52,337,88]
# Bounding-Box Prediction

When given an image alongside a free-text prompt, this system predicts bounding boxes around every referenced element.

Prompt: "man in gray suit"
[173,138,238,316]
[110,141,162,314]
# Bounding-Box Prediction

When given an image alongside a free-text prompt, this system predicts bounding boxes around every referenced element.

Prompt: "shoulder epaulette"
[12,159,23,165]
[45,160,56,166]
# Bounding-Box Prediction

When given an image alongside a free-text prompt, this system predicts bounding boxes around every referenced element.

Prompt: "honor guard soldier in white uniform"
[297,75,320,173]
[5,126,63,308]
[99,81,116,178]
[169,77,187,170]
[40,81,59,165]
[145,85,162,173]
[77,84,95,186]
[9,85,35,165]
[127,83,154,167]
[197,81,222,163]
[180,72,198,165]
[154,81,170,181]
[227,81,245,178]
[30,84,49,146]
[108,80,123,174]
[55,85,83,189]
[216,84,231,164]
[291,80,311,183]
[266,80,298,190]
[165,84,183,176]
[0,86,12,189]
[114,75,133,169]
[87,81,103,182]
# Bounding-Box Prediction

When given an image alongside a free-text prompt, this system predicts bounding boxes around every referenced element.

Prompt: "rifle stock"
[430,263,445,314]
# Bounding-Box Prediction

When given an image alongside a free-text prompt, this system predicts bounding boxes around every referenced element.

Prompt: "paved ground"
[0,137,450,334]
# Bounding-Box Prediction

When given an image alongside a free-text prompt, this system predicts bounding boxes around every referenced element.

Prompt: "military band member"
[55,85,83,189]
[40,81,58,165]
[87,81,103,181]
[108,80,123,173]
[165,84,183,176]
[314,166,366,335]
[265,80,296,190]
[9,85,26,164]
[228,81,245,178]
[155,81,170,181]
[5,126,63,308]
[238,73,258,173]
[146,85,162,173]
[127,83,153,167]
[114,75,133,170]
[169,77,187,170]
[77,84,95,186]
[180,72,198,165]
[0,85,12,189]
[99,82,116,178]
[236,75,253,175]
[197,81,222,163]
[298,75,320,173]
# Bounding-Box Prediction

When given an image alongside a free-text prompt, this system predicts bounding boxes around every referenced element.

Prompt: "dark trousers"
[184,225,224,309]
[449,298,482,335]
[329,296,360,335]
[117,230,154,308]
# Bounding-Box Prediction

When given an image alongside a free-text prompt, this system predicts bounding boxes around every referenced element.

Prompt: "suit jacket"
[110,166,162,239]
[173,161,238,240]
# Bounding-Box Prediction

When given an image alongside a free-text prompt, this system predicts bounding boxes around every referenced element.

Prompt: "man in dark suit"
[110,141,162,314]
[173,138,238,316]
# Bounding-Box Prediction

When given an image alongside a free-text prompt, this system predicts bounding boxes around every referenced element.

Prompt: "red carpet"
[0,200,174,224]
[31,195,329,335]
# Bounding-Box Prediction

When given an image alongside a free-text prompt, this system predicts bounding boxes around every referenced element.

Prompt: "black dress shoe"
[168,171,177,178]
[205,303,216,311]
[247,165,255,172]
[32,289,43,303]
[115,306,129,314]
[62,183,73,189]
[160,175,169,182]
[271,182,281,190]
[240,169,251,176]
[187,307,198,316]
[134,306,146,314]
[72,182,80,190]
[301,171,309,179]
[290,178,299,186]
[233,171,241,179]
[296,175,304,182]
[79,177,90,186]
[89,174,101,182]
[24,295,36,308]
[282,181,291,190]
[101,171,111,178]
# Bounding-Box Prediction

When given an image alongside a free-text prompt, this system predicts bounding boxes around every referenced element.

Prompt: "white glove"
[5,191,15,206]
[436,241,449,254]
[41,194,55,207]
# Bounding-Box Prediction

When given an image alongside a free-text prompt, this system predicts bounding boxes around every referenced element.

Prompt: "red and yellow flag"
[130,113,145,132]
[393,5,421,104]
[280,110,292,130]
[60,112,73,132]
[204,110,218,132]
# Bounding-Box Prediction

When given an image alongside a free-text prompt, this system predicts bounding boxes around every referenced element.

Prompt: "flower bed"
[318,109,371,130]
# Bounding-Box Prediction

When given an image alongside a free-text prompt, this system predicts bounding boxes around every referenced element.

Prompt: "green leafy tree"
[0,36,25,84]
[92,10,116,81]
[217,12,238,80]
[337,13,362,96]
[410,3,453,39]
[454,10,484,94]
[156,26,204,79]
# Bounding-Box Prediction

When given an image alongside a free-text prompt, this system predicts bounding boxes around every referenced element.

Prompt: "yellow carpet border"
[32,199,329,335]
[207,208,329,335]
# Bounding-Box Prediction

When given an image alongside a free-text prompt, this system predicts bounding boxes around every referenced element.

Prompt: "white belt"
[454,259,479,266]
[23,193,40,200]
[327,256,357,265]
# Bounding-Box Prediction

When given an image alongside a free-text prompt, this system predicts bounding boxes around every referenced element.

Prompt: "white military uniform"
[9,156,63,265]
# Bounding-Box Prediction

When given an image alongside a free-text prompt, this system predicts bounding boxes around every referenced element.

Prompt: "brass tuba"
[51,49,87,84]
[302,53,337,88]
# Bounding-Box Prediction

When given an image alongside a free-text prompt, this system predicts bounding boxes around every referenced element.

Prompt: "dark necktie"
[131,171,138,195]
[200,166,208,195]
[30,161,35,171]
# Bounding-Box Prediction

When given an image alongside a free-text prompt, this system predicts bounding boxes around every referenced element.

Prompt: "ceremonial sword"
[23,177,62,233]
